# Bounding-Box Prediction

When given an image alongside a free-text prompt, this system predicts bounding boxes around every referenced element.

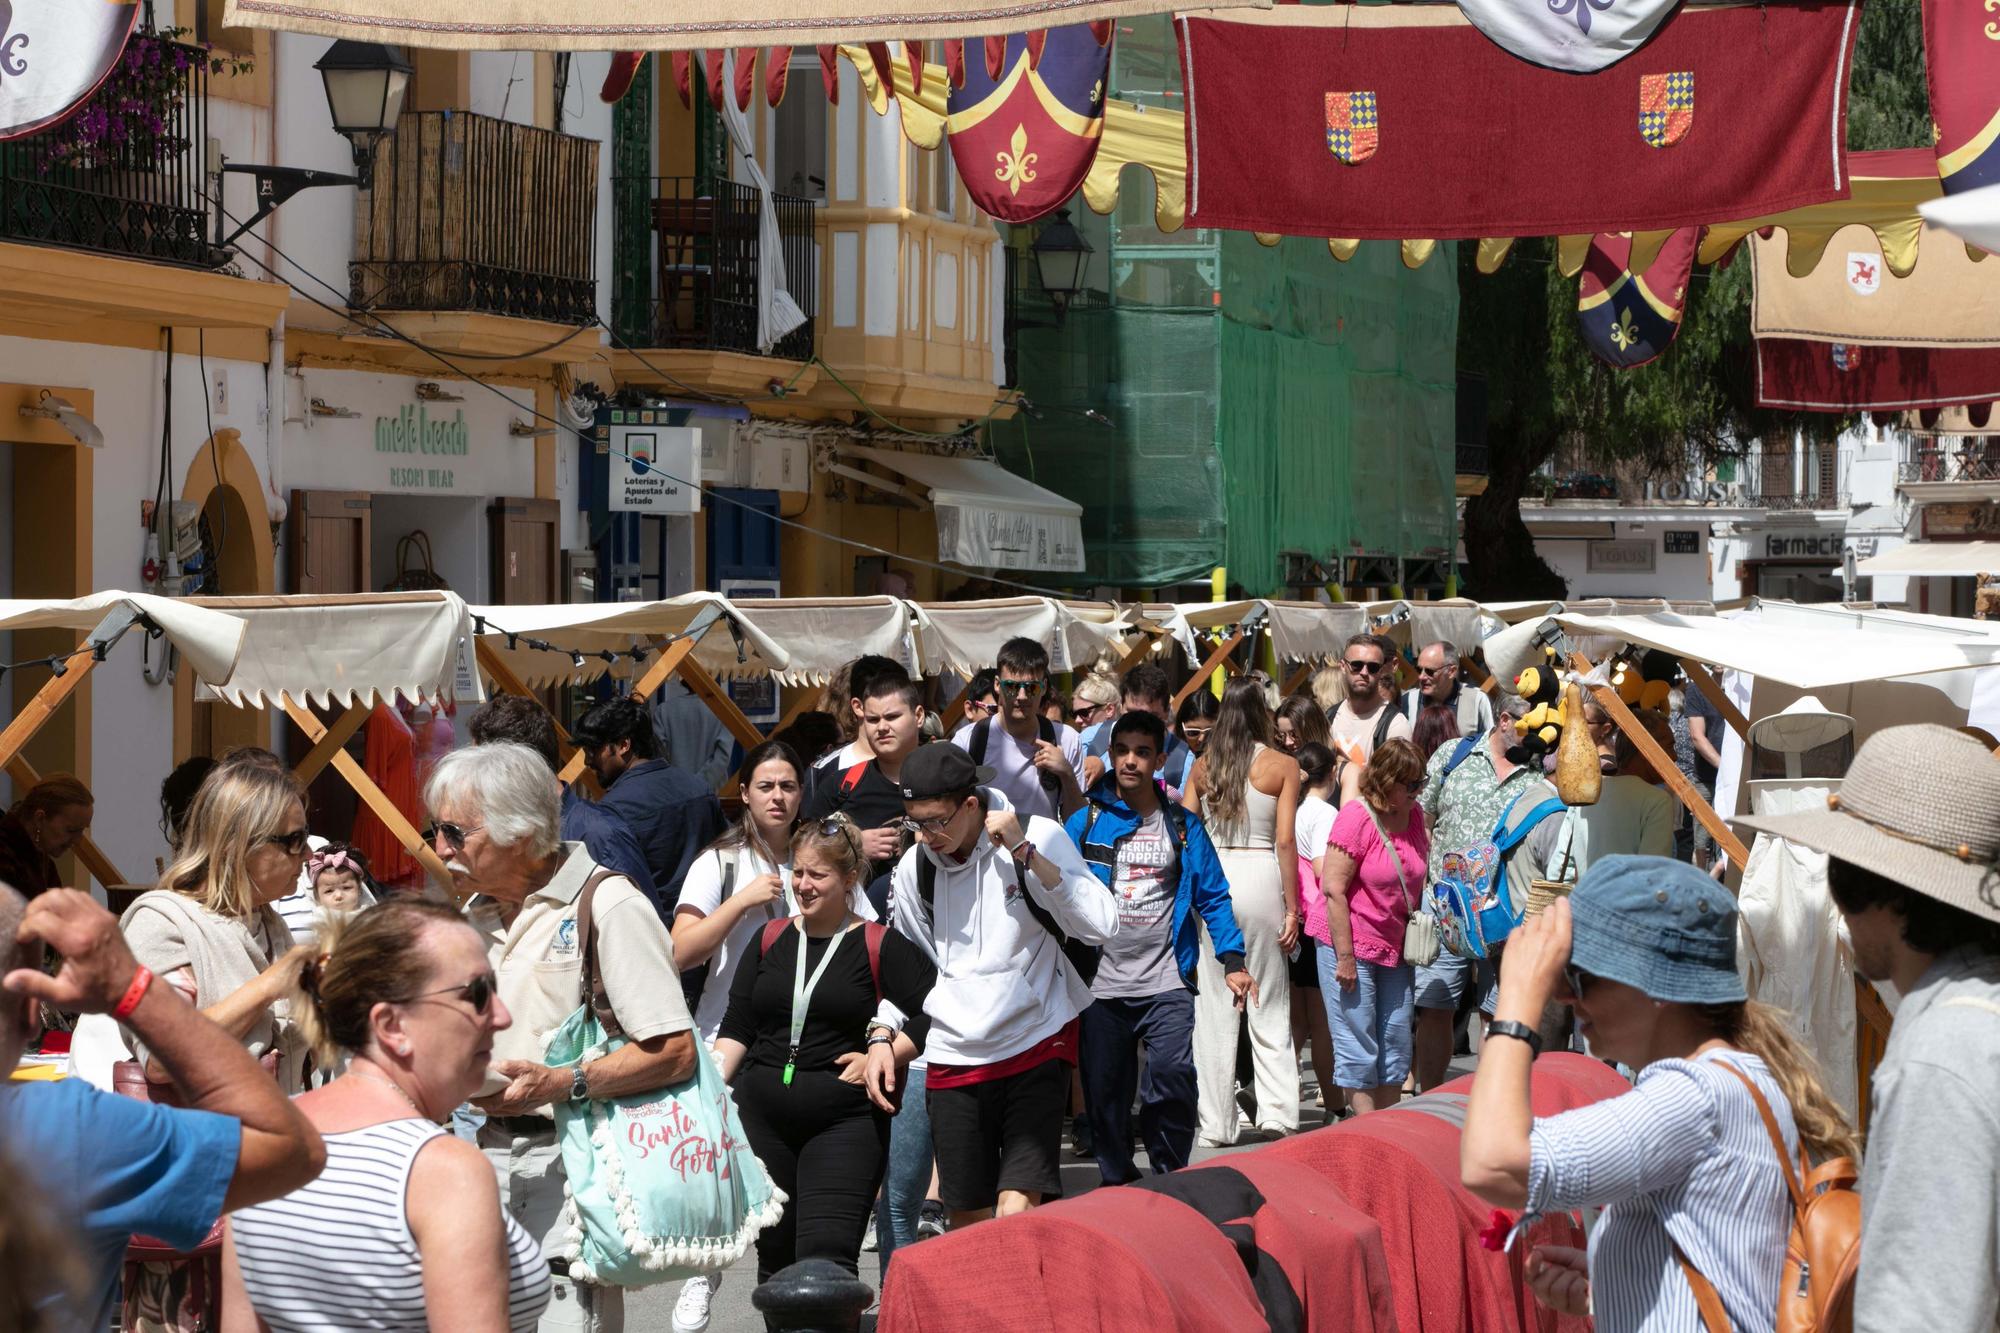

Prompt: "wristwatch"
[569,1065,591,1102]
[1486,1020,1543,1058]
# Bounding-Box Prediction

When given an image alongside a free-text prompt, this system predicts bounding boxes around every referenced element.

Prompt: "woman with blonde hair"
[222,898,551,1331]
[122,762,315,1093]
[1463,856,1857,1331]
[0,774,93,897]
[1181,676,1300,1144]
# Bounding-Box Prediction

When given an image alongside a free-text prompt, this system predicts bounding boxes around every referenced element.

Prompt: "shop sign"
[1587,538,1656,572]
[1923,501,2000,539]
[1663,530,1700,554]
[374,406,470,491]
[1763,532,1843,559]
[610,426,701,514]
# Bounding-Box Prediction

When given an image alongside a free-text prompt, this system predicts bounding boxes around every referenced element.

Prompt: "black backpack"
[915,842,1102,986]
[968,716,1064,814]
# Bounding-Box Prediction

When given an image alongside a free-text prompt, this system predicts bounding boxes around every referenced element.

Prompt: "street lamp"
[313,41,412,189]
[1032,208,1092,323]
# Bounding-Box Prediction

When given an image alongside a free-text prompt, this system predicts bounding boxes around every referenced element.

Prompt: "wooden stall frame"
[283,698,456,895]
[1680,657,1752,741]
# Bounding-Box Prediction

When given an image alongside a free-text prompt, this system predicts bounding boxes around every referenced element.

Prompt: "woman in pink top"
[1315,739,1430,1115]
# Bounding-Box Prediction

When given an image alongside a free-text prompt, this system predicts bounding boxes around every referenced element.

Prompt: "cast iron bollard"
[752,1259,874,1332]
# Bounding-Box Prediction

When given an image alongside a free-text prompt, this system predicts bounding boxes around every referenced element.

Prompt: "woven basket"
[1524,878,1574,920]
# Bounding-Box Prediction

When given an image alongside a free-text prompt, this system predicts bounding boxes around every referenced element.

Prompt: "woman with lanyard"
[713,814,937,1280]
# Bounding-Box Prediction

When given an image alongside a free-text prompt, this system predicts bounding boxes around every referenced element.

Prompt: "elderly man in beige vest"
[428,743,697,1333]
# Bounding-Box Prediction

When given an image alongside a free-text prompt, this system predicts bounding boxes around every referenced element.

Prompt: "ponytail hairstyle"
[294,898,468,1067]
[1703,999,1860,1164]
[790,812,865,888]
[1201,676,1275,835]
[1295,742,1339,798]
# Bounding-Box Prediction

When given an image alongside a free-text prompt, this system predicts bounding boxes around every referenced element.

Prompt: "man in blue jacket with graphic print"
[1065,710,1256,1183]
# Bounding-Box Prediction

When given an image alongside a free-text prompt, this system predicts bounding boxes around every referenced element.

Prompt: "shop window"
[773,56,827,201]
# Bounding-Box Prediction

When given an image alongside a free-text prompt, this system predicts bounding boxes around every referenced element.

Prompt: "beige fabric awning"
[1855,542,2000,578]
[1165,600,1367,667]
[1752,219,2000,348]
[1552,609,2000,690]
[912,599,1128,677]
[189,592,478,708]
[848,448,1085,574]
[468,595,792,688]
[0,591,247,687]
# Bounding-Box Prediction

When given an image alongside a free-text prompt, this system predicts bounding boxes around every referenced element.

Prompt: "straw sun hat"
[1737,723,2000,924]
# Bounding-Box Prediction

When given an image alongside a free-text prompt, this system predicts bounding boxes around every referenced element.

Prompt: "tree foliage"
[1459,0,1932,599]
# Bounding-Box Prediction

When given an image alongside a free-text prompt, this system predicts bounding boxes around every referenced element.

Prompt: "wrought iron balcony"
[0,31,218,268]
[612,176,817,361]
[352,112,598,325]
[1900,441,2000,485]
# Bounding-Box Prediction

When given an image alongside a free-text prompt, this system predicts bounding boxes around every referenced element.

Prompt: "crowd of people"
[1,629,1996,1333]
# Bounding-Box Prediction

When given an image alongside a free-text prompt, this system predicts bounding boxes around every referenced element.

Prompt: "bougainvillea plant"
[38,27,254,171]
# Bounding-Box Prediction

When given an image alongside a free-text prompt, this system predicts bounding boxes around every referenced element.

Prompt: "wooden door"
[490,497,560,605]
[289,490,372,594]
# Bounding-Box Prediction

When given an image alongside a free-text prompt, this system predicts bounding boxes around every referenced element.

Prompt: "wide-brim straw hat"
[1738,722,2000,923]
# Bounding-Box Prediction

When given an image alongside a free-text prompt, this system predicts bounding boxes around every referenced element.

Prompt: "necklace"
[349,1068,427,1119]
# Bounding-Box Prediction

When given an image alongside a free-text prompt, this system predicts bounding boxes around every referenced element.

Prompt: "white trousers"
[480,1121,625,1333]
[1193,849,1297,1143]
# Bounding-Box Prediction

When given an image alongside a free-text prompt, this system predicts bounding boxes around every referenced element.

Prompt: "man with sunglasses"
[1330,633,1414,767]
[1399,640,1495,740]
[433,743,698,1333]
[952,637,1087,824]
[889,744,1116,1230]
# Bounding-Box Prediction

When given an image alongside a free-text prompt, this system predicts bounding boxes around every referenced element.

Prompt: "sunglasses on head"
[421,820,484,853]
[262,829,312,856]
[997,677,1043,697]
[817,815,864,859]
[1345,659,1385,674]
[414,971,497,1015]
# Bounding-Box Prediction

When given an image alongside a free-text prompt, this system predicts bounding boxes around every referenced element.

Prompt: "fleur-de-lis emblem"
[0,1,30,82]
[995,124,1037,196]
[1609,309,1638,352]
[1548,0,1615,34]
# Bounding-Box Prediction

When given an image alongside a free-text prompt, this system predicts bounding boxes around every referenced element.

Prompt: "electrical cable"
[199,327,227,594]
[218,204,1079,599]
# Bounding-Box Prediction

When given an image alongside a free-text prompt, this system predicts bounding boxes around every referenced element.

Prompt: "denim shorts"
[1412,950,1497,1015]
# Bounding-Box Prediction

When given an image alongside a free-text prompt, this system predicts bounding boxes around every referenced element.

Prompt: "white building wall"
[1533,526,1717,602]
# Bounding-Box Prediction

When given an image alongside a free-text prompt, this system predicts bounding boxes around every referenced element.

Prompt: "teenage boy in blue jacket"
[1065,711,1256,1183]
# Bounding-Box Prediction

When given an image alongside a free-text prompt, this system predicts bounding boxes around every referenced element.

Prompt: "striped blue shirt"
[1527,1050,1797,1333]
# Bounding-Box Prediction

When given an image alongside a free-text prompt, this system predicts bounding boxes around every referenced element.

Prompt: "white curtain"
[718,56,808,355]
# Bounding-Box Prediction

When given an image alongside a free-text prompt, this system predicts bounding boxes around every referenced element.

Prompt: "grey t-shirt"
[1091,810,1184,1000]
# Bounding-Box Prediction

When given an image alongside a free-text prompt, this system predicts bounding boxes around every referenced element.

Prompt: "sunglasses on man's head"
[414,971,497,1015]
[421,820,484,853]
[996,677,1044,697]
[262,829,312,856]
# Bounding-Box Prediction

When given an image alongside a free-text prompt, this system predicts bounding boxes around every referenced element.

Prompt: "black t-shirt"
[1683,687,1722,787]
[718,923,936,1074]
[801,758,912,881]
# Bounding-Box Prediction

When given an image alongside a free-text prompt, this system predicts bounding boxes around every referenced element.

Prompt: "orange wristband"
[111,966,153,1021]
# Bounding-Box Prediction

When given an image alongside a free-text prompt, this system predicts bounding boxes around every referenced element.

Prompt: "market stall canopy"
[467,595,791,688]
[1551,609,2000,691]
[912,598,1124,677]
[1164,600,1365,667]
[725,597,914,684]
[1855,541,2000,577]
[219,0,1263,50]
[847,446,1085,574]
[0,591,246,686]
[188,592,475,708]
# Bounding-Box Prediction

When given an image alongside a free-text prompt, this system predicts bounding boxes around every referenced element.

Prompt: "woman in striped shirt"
[1461,856,1856,1332]
[220,899,551,1332]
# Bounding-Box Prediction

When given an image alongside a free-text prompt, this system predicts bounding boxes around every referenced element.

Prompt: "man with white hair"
[1400,640,1495,740]
[430,742,697,1333]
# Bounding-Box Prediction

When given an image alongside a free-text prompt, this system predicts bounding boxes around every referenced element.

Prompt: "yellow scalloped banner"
[842,47,1952,278]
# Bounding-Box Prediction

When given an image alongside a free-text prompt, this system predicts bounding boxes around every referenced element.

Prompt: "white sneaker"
[672,1273,718,1333]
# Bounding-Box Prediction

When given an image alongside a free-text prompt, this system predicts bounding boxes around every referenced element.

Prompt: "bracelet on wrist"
[866,1033,895,1048]
[112,966,154,1021]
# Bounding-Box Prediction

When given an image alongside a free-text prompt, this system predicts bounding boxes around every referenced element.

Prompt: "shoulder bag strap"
[759,916,789,956]
[1361,801,1415,917]
[1371,702,1396,752]
[1670,1239,1732,1333]
[969,718,991,764]
[574,868,625,1038]
[1712,1057,1807,1210]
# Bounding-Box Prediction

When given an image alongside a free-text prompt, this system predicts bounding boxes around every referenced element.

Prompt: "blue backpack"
[1427,788,1568,960]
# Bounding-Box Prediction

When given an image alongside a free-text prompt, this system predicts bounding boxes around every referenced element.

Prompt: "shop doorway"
[289,490,373,594]
[1746,560,1844,604]
[178,431,275,763]
[490,496,559,604]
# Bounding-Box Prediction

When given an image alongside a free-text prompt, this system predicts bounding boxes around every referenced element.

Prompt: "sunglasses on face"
[1403,781,1425,796]
[1181,726,1213,743]
[1416,664,1453,678]
[964,699,997,716]
[1563,964,1597,998]
[414,971,497,1015]
[1073,704,1111,723]
[421,820,485,853]
[1345,659,1385,674]
[262,829,312,857]
[996,677,1044,697]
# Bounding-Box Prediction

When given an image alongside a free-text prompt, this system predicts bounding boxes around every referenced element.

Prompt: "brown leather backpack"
[1678,1059,1861,1333]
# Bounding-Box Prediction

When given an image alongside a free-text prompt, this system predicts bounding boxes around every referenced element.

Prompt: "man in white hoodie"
[890,744,1118,1229]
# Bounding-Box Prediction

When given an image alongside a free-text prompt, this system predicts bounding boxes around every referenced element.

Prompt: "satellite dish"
[0,0,142,141]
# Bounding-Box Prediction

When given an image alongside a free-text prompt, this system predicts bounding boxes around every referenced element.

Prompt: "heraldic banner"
[1177,1,1862,239]
[1923,0,2000,194]
[1756,339,2000,413]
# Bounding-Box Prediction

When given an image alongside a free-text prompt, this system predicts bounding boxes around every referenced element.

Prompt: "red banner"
[1756,339,2000,413]
[1923,0,2000,194]
[1177,2,1861,239]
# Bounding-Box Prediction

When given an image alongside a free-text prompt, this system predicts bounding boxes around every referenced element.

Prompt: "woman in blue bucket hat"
[1460,855,1856,1332]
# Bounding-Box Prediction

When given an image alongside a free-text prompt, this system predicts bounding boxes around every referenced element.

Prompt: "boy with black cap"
[889,744,1117,1229]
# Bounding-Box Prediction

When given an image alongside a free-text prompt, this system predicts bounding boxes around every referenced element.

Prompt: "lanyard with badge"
[785,916,852,1086]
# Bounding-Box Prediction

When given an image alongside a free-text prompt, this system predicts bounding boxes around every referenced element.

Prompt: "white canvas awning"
[912,598,1125,677]
[0,591,247,687]
[726,598,914,685]
[1855,541,2000,577]
[468,595,791,689]
[847,447,1085,573]
[189,592,478,708]
[1551,609,2000,691]
[1165,600,1366,667]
